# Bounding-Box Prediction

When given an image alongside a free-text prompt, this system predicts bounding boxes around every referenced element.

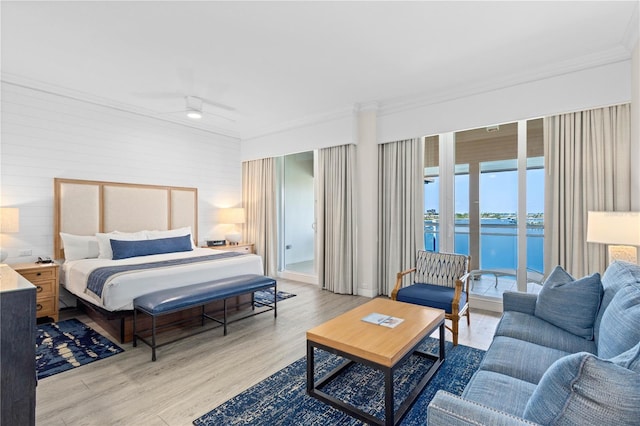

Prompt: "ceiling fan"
[182,95,239,122]
[130,67,240,122]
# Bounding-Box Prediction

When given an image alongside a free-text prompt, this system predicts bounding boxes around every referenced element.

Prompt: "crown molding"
[377,47,632,118]
[354,101,379,112]
[1,72,241,140]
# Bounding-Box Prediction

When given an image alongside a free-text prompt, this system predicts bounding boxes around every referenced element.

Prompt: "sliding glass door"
[278,151,317,283]
[428,119,544,298]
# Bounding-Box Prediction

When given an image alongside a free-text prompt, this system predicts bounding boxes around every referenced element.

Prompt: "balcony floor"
[470,275,541,298]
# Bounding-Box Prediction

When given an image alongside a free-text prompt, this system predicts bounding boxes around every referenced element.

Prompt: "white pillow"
[60,233,100,261]
[96,231,147,259]
[146,226,196,248]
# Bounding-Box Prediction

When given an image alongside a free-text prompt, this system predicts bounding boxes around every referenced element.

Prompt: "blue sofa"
[428,261,640,425]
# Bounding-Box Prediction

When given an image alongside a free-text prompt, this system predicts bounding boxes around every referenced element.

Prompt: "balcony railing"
[424,220,544,272]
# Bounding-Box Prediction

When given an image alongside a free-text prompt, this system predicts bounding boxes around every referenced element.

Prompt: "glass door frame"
[276,151,319,285]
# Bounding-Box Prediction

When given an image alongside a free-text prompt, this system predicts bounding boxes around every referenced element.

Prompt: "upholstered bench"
[133,274,277,361]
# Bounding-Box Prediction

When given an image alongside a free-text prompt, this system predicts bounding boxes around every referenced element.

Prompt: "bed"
[54,178,262,342]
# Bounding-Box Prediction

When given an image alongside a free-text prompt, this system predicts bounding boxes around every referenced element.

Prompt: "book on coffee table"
[361,312,404,328]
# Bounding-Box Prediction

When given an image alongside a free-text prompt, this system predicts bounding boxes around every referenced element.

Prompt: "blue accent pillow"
[110,235,193,260]
[597,284,640,359]
[523,352,640,425]
[535,266,603,340]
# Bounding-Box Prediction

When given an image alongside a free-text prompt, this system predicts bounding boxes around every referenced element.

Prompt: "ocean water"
[424,219,544,273]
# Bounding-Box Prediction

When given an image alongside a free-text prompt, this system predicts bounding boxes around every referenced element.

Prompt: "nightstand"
[205,243,255,254]
[12,262,59,322]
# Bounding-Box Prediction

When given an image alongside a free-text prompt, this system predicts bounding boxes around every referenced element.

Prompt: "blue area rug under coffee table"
[36,318,124,379]
[194,338,484,425]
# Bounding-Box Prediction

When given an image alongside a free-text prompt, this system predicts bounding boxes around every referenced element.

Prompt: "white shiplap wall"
[0,82,242,263]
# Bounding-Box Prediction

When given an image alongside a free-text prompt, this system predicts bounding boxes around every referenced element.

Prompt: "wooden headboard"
[54,178,198,259]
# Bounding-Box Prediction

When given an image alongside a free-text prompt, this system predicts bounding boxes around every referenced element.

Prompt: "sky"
[425,169,545,214]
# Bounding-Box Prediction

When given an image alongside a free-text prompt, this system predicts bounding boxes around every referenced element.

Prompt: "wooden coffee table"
[306,298,445,426]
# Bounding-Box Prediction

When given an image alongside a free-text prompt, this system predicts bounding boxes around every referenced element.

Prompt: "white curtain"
[317,144,357,294]
[544,104,631,277]
[242,158,278,277]
[377,138,425,295]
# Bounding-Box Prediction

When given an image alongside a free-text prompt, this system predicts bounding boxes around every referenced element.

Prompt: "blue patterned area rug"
[254,288,296,305]
[36,318,124,380]
[193,338,484,425]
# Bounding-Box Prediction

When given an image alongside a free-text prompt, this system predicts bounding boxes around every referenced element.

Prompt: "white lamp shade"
[0,208,20,233]
[219,208,245,224]
[587,211,640,245]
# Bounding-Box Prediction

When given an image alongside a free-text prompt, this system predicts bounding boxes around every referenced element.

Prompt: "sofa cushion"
[495,311,597,354]
[597,284,640,359]
[610,341,640,373]
[478,336,571,385]
[534,266,602,340]
[523,352,640,426]
[461,370,536,417]
[594,261,640,343]
[502,291,537,315]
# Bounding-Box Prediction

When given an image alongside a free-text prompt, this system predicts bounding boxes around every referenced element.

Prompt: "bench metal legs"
[133,284,278,361]
[223,299,227,336]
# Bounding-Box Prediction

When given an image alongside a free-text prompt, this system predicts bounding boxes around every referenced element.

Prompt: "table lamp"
[0,208,20,263]
[587,211,640,264]
[219,207,245,245]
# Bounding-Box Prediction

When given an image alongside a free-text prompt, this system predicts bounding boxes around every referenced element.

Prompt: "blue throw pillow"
[597,284,640,359]
[523,352,640,425]
[535,266,603,340]
[110,235,193,260]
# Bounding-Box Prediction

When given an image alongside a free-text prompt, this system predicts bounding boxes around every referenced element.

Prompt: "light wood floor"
[37,280,501,426]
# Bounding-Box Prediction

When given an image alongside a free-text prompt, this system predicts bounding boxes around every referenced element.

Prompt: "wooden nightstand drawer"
[19,268,55,283]
[12,263,60,322]
[35,297,56,317]
[34,280,55,298]
[205,243,255,254]
[227,245,252,253]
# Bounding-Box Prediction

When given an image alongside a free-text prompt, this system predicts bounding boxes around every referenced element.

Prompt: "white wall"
[356,109,378,298]
[0,83,242,263]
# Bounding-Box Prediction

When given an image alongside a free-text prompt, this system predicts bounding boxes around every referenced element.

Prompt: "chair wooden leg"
[466,309,471,326]
[452,316,459,346]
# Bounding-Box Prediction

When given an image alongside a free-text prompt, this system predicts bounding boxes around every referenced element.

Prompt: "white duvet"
[62,248,264,311]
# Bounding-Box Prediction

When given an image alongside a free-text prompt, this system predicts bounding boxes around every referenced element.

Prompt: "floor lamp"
[587,211,640,264]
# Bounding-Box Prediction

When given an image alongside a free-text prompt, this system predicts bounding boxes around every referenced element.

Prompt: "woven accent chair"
[391,250,471,346]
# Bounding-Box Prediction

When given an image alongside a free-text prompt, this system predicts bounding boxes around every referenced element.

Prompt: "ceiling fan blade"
[202,110,239,122]
[200,97,236,112]
[130,91,183,99]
